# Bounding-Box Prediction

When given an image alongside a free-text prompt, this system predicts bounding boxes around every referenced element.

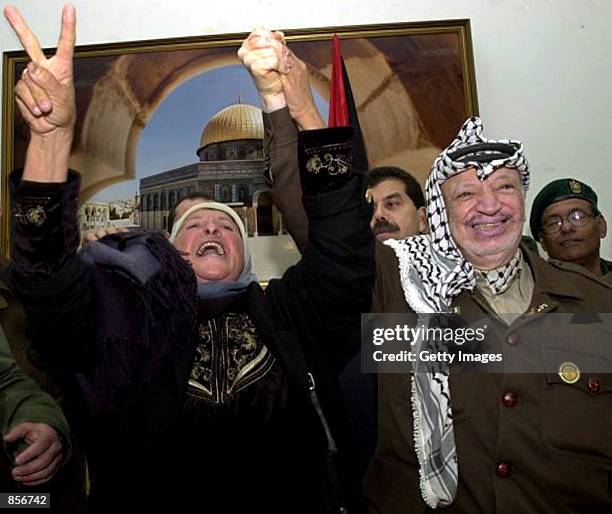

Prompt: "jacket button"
[496,462,511,478]
[501,391,518,407]
[558,362,580,384]
[588,376,601,394]
[507,334,521,346]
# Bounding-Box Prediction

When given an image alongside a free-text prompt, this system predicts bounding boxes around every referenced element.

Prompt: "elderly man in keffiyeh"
[364,118,612,513]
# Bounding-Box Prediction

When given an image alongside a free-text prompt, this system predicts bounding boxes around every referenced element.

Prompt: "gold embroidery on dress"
[187,313,275,405]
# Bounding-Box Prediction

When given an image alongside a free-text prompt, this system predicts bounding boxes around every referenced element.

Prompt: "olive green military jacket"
[365,243,612,514]
[0,270,84,512]
[0,318,71,462]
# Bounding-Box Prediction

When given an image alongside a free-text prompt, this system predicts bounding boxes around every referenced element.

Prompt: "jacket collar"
[454,243,585,319]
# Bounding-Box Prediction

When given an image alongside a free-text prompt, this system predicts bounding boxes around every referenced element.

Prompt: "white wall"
[2,0,611,257]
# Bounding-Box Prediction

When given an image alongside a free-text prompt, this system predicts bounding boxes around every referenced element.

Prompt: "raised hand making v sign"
[4,4,76,183]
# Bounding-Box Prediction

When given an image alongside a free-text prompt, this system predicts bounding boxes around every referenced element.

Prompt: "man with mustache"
[368,166,428,241]
[530,178,611,278]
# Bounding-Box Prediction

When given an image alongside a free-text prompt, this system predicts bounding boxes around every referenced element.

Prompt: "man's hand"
[281,49,325,130]
[238,27,289,112]
[4,422,63,486]
[4,4,77,182]
[5,5,76,136]
[83,226,130,243]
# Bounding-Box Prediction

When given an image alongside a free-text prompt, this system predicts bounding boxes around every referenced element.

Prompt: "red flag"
[327,34,369,171]
[328,34,349,127]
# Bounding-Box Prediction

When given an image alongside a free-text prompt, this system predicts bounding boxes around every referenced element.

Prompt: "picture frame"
[2,19,478,280]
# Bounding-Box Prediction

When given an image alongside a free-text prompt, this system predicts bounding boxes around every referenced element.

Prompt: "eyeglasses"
[541,208,598,235]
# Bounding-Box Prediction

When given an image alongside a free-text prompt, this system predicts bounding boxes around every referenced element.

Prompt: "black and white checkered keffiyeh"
[385,117,530,508]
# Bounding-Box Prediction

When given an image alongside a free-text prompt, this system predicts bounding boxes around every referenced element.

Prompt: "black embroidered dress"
[6,127,374,513]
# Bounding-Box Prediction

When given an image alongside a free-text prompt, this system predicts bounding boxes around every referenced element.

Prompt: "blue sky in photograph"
[92,65,329,202]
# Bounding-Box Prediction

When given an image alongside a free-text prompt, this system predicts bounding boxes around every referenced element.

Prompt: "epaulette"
[548,259,612,289]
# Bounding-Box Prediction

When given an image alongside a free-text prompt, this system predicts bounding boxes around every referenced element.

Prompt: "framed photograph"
[2,20,478,281]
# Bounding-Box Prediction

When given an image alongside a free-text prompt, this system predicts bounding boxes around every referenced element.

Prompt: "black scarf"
[78,231,198,415]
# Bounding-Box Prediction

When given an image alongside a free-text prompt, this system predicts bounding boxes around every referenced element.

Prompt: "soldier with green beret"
[530,178,611,277]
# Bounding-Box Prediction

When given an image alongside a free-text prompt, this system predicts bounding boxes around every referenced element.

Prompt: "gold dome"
[200,103,264,148]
